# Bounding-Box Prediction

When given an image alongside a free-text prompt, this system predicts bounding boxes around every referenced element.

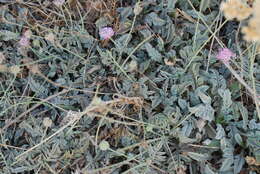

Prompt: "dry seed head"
[134,2,143,15]
[0,52,5,64]
[43,117,53,128]
[24,30,32,38]
[61,110,80,125]
[220,0,253,21]
[0,64,8,72]
[245,156,260,166]
[242,1,260,42]
[44,32,55,44]
[128,60,138,72]
[9,65,21,75]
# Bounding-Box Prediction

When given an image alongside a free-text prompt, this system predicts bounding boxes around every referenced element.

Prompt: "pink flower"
[19,36,30,47]
[216,48,235,63]
[99,27,114,40]
[53,0,65,6]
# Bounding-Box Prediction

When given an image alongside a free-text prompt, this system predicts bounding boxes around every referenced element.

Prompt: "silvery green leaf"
[0,30,19,41]
[150,95,162,108]
[163,19,175,43]
[145,12,166,26]
[151,113,169,128]
[249,119,260,130]
[192,62,201,78]
[192,32,209,49]
[167,0,177,12]
[139,29,152,38]
[115,34,132,49]
[29,76,48,96]
[237,102,248,129]
[181,121,193,137]
[218,89,232,109]
[166,49,176,59]
[196,86,211,104]
[187,152,209,161]
[234,155,245,174]
[95,17,111,28]
[118,7,133,21]
[200,0,210,12]
[215,124,226,140]
[189,104,214,121]
[180,46,193,59]
[19,121,42,138]
[11,166,36,173]
[163,106,175,116]
[178,134,197,144]
[79,33,94,49]
[204,70,227,94]
[220,158,233,172]
[56,78,66,85]
[139,59,151,73]
[178,98,188,110]
[234,133,243,146]
[204,165,216,174]
[157,37,164,51]
[97,46,112,65]
[145,43,162,62]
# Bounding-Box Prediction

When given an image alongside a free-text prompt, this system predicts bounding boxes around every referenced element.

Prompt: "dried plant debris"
[0,0,260,173]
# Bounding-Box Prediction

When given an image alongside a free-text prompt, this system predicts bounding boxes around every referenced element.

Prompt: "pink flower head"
[19,36,30,47]
[99,27,114,40]
[53,0,65,7]
[216,48,235,63]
